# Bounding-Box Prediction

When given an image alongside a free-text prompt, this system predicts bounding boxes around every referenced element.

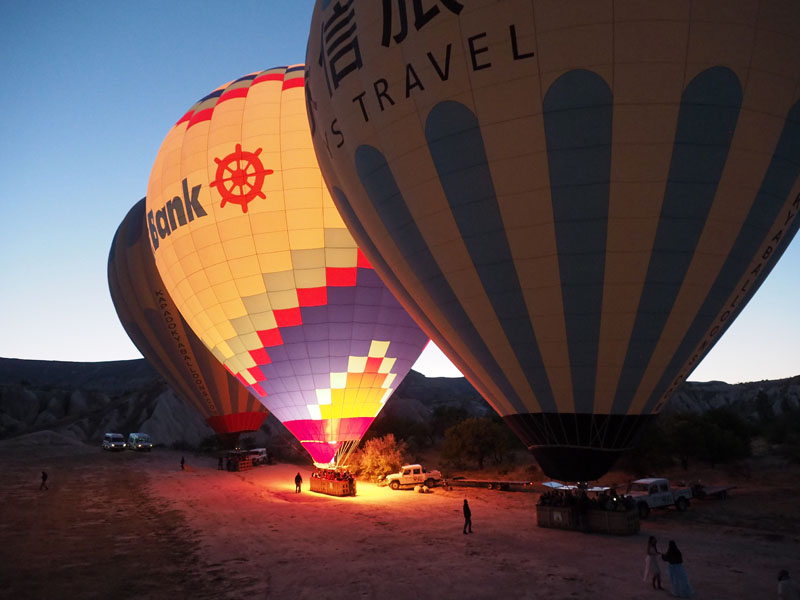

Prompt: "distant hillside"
[0,357,158,395]
[0,357,213,447]
[666,376,800,419]
[1,356,799,448]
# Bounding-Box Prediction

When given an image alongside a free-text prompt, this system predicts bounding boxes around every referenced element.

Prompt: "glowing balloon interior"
[306,1,800,480]
[146,66,429,465]
[108,199,267,436]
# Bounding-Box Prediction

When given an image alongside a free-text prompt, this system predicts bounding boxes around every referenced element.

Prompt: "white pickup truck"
[626,478,693,518]
[385,464,444,490]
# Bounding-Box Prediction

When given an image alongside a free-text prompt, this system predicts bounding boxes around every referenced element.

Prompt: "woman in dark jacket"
[662,540,694,598]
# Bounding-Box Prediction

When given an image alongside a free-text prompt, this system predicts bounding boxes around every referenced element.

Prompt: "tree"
[349,434,408,481]
[441,417,512,469]
[755,390,774,423]
[430,406,470,438]
[368,412,431,450]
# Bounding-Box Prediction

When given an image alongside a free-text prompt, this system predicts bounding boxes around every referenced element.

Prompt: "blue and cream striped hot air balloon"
[305,0,800,481]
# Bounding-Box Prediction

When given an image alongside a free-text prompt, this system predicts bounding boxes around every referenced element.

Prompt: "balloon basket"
[536,505,639,535]
[310,468,356,497]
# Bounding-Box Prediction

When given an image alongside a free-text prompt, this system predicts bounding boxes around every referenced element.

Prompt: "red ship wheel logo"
[210,143,274,213]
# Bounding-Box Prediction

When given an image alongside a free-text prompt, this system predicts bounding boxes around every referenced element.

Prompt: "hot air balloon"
[305,1,800,481]
[145,66,429,467]
[108,198,267,444]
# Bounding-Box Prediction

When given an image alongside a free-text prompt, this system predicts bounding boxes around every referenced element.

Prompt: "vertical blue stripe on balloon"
[611,66,743,415]
[543,70,613,414]
[425,101,556,413]
[644,99,800,413]
[353,145,529,415]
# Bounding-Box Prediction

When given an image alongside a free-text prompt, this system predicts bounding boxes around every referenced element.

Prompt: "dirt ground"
[1,433,798,600]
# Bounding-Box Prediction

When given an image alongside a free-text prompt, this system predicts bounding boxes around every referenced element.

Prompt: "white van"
[127,432,153,451]
[102,432,126,451]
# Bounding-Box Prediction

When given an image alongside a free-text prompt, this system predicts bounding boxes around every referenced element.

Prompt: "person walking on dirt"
[40,471,48,491]
[295,472,302,493]
[180,456,185,471]
[463,499,472,534]
[778,570,800,600]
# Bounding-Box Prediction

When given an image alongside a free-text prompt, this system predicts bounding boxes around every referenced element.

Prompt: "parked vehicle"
[450,476,534,491]
[691,482,736,500]
[385,464,444,490]
[102,432,126,451]
[248,448,269,465]
[127,432,153,451]
[626,478,693,518]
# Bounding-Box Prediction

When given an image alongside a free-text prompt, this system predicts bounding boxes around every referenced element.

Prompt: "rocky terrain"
[1,356,799,449]
[0,357,244,448]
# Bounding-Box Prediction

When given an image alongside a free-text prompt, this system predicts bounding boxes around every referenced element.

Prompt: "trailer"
[448,476,534,491]
[691,483,736,500]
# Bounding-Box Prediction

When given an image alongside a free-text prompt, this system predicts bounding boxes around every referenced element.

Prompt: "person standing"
[218,456,224,470]
[778,570,800,600]
[295,472,302,493]
[180,456,185,471]
[644,536,663,590]
[40,471,48,491]
[662,540,694,598]
[462,499,472,534]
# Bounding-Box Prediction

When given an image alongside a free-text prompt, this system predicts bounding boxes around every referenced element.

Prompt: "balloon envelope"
[146,66,429,465]
[108,199,267,436]
[305,1,800,480]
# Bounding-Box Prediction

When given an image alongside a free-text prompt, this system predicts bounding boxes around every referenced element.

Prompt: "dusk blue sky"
[0,1,797,383]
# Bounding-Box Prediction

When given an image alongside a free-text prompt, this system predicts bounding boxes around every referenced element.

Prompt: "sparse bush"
[349,433,408,481]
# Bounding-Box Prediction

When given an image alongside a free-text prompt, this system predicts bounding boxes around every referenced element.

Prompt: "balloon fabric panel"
[146,66,429,465]
[108,199,267,435]
[306,0,800,480]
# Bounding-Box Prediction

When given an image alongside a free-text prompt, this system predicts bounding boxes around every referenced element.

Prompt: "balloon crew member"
[180,456,185,471]
[778,569,800,600]
[463,499,472,534]
[40,471,48,491]
[295,472,303,493]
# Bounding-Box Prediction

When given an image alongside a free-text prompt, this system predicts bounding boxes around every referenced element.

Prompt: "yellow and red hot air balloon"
[305,1,800,481]
[146,66,429,467]
[108,198,267,440]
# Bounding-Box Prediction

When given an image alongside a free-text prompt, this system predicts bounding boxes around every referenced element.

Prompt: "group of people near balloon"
[311,468,354,484]
[537,488,636,513]
[310,468,356,497]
